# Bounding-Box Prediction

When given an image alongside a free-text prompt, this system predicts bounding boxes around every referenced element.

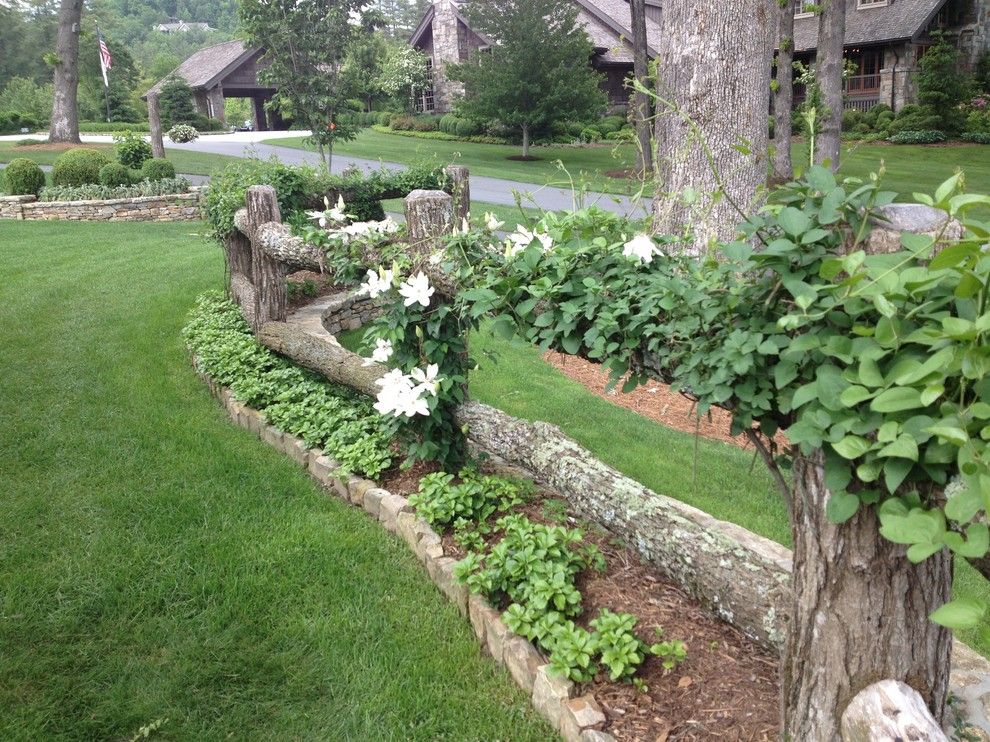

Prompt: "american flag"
[98,30,112,88]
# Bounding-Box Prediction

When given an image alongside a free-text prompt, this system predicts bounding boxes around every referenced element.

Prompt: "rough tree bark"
[781,450,953,741]
[147,93,166,159]
[652,0,775,248]
[840,681,949,742]
[49,0,83,144]
[444,166,471,225]
[814,0,845,170]
[630,0,653,176]
[772,0,796,182]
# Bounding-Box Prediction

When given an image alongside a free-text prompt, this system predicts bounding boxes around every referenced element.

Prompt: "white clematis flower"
[363,338,394,366]
[398,271,435,308]
[484,212,504,231]
[358,267,395,299]
[326,194,348,223]
[622,233,657,264]
[505,225,554,258]
[410,363,440,396]
[372,367,435,418]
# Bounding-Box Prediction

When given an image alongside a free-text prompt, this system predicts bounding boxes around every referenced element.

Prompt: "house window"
[794,1,816,18]
[857,0,888,8]
[844,47,884,94]
[414,59,436,113]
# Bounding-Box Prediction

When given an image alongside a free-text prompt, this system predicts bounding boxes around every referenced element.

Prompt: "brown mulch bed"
[286,271,342,309]
[13,142,101,152]
[543,350,787,451]
[436,487,780,741]
[379,457,440,495]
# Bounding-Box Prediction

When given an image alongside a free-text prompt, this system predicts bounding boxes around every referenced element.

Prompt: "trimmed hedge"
[887,129,947,144]
[142,158,176,181]
[51,148,113,187]
[2,158,46,196]
[99,162,133,187]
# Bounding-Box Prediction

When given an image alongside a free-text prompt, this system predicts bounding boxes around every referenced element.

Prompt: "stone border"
[191,357,613,742]
[0,189,202,222]
[319,288,383,336]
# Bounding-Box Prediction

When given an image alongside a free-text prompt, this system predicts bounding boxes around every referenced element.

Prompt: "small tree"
[240,0,368,168]
[917,31,969,133]
[448,0,606,159]
[158,76,197,130]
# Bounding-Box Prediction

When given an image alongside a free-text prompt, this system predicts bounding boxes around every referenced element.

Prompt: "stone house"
[793,0,990,112]
[408,0,662,114]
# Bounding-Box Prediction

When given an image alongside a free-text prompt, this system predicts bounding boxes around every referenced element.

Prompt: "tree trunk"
[245,185,287,332]
[522,124,530,159]
[49,0,83,144]
[814,0,845,170]
[772,0,795,182]
[652,0,775,250]
[630,0,653,176]
[444,165,471,225]
[147,93,166,159]
[782,449,953,741]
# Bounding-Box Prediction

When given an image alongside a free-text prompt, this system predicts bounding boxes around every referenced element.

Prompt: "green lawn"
[0,142,241,177]
[265,129,639,194]
[0,220,552,741]
[268,129,990,201]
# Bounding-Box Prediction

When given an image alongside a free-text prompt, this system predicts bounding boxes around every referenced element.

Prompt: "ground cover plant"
[40,177,190,201]
[0,219,552,741]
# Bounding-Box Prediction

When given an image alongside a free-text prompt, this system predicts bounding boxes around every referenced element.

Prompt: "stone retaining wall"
[0,191,202,222]
[319,288,383,336]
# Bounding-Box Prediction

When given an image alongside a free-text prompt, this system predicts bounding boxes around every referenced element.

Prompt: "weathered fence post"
[841,680,949,741]
[443,165,470,224]
[405,189,454,254]
[246,185,286,332]
[147,93,166,160]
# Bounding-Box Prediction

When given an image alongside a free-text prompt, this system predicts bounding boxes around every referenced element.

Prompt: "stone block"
[347,477,375,506]
[378,494,411,532]
[226,397,245,422]
[485,614,510,665]
[307,452,338,486]
[504,635,544,694]
[415,527,444,563]
[532,665,574,731]
[218,387,232,406]
[362,488,388,518]
[559,695,606,742]
[397,511,418,551]
[579,731,615,742]
[468,593,494,643]
[431,556,468,616]
[261,424,283,451]
[282,433,309,466]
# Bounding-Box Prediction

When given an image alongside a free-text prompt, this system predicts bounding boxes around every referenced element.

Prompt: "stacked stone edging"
[319,288,383,336]
[0,190,202,222]
[192,357,612,742]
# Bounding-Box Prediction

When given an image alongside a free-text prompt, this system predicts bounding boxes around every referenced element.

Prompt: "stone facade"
[319,289,383,336]
[0,191,202,222]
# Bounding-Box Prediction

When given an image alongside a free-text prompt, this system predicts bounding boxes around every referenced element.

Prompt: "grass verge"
[0,220,551,741]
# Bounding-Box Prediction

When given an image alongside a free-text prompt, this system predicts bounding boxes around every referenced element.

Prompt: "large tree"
[239,0,368,168]
[771,0,796,181]
[448,0,606,160]
[629,0,653,177]
[652,1,775,248]
[49,0,83,143]
[813,0,845,169]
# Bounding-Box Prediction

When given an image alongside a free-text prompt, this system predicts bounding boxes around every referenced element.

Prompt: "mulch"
[12,142,100,152]
[286,271,342,309]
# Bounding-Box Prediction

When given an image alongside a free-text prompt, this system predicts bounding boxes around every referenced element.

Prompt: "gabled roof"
[410,0,660,62]
[793,0,948,52]
[144,40,260,96]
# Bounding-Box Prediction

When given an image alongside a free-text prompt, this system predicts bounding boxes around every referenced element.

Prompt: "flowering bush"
[167,124,199,143]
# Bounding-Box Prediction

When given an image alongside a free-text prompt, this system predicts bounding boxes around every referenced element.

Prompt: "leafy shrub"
[841,109,863,131]
[0,111,41,135]
[40,177,190,201]
[597,116,625,135]
[182,292,393,477]
[159,76,196,129]
[605,129,635,142]
[887,104,943,136]
[964,105,990,135]
[1,158,45,196]
[887,129,947,144]
[51,148,112,186]
[98,162,133,187]
[962,131,990,144]
[580,126,602,143]
[439,114,458,134]
[141,158,176,181]
[167,124,199,143]
[454,118,481,137]
[113,130,153,168]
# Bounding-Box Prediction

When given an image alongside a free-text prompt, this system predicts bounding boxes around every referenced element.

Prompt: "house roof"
[410,0,661,63]
[793,0,948,52]
[144,40,259,96]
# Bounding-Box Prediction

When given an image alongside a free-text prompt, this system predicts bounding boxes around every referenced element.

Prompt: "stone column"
[431,0,466,113]
[252,97,269,131]
[194,90,210,117]
[206,86,226,124]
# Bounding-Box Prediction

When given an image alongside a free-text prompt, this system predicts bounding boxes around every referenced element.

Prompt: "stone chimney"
[431,0,467,113]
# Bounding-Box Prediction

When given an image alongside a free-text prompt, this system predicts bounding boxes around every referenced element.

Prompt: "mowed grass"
[381,196,547,227]
[0,141,242,177]
[0,221,552,741]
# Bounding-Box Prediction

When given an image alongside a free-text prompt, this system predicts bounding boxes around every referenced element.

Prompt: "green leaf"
[907,542,943,562]
[833,435,871,460]
[839,385,873,407]
[774,361,798,389]
[560,334,581,354]
[928,242,978,271]
[873,294,896,318]
[894,347,954,385]
[858,358,884,388]
[945,486,984,523]
[930,598,986,630]
[934,172,962,205]
[883,458,913,493]
[778,207,811,237]
[825,491,860,524]
[946,523,989,558]
[791,381,818,410]
[925,424,969,446]
[877,434,919,462]
[870,387,924,413]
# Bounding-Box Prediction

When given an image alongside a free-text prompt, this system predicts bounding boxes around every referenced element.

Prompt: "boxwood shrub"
[141,158,176,181]
[51,148,113,186]
[99,162,133,187]
[2,158,46,196]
